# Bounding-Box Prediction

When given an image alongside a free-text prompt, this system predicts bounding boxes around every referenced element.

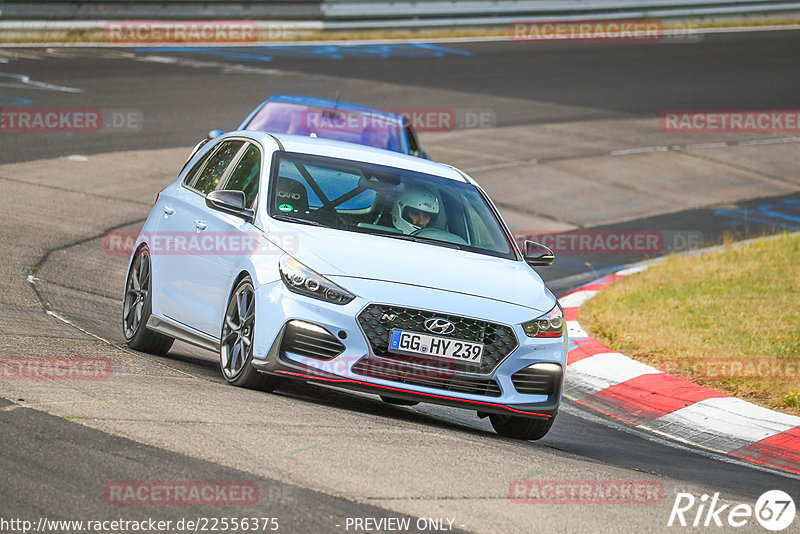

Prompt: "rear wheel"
[220,277,280,391]
[122,248,174,355]
[489,414,554,440]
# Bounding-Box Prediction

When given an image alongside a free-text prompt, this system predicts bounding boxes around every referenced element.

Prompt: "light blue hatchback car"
[123,131,566,440]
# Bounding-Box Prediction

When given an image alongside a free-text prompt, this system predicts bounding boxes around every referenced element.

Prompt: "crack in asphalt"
[26,216,146,312]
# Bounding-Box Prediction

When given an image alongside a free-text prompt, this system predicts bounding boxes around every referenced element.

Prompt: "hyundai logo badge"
[424,317,456,335]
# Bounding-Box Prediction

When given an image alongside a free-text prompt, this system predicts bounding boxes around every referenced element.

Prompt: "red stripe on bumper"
[274,369,551,418]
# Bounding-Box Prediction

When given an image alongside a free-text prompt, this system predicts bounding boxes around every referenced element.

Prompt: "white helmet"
[392,187,440,234]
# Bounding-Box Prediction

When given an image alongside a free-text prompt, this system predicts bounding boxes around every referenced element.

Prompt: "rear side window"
[182,146,213,187]
[223,144,261,209]
[192,140,244,194]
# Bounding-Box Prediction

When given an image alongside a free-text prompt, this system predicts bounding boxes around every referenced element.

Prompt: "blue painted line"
[713,201,800,230]
[411,42,473,56]
[0,96,33,106]
[132,43,473,62]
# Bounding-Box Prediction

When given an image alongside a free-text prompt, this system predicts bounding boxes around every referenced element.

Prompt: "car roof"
[264,94,407,126]
[236,131,465,182]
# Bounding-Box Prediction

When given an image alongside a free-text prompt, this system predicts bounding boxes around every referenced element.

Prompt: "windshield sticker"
[278,204,294,212]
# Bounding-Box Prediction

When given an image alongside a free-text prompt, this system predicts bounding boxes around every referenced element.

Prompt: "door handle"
[163,206,175,216]
[194,220,208,231]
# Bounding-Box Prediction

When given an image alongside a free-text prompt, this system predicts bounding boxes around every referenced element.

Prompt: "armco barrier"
[0,1,323,21]
[1,0,799,26]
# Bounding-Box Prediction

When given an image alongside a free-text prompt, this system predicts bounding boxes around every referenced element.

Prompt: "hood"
[272,223,554,313]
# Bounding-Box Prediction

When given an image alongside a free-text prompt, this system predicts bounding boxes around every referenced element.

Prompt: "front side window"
[268,152,515,259]
[192,140,244,194]
[223,144,261,209]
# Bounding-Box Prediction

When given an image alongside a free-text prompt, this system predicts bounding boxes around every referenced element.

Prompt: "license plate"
[388,329,483,364]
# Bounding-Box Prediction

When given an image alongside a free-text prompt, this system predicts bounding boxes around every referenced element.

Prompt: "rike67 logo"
[668,490,795,531]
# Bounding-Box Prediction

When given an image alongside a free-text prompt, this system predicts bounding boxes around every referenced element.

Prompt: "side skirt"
[146,315,220,352]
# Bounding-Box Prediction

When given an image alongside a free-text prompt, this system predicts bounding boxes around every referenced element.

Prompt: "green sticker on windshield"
[278,204,293,212]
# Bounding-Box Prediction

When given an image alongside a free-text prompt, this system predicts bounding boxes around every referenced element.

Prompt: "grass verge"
[1,16,799,44]
[581,233,800,416]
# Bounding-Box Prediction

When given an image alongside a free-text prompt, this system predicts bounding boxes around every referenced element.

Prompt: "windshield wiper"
[356,227,462,249]
[412,236,462,250]
[272,214,331,228]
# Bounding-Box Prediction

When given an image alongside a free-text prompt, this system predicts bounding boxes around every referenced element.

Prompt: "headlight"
[522,305,564,338]
[279,255,355,305]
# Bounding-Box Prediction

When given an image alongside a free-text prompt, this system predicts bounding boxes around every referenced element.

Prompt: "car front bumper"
[250,278,567,419]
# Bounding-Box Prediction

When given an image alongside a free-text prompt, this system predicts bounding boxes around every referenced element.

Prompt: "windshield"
[244,102,403,152]
[268,152,516,259]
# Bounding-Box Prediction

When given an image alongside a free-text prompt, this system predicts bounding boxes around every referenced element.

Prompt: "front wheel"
[122,248,174,355]
[489,414,555,440]
[219,277,280,391]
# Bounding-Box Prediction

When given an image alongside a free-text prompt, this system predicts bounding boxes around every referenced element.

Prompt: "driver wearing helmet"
[392,187,440,234]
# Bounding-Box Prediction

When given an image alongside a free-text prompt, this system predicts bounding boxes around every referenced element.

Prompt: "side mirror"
[208,129,225,140]
[206,190,254,222]
[523,240,555,267]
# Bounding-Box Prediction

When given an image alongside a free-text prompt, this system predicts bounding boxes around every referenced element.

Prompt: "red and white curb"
[559,264,800,476]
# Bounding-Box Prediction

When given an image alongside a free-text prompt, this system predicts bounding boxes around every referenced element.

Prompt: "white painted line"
[685,142,728,150]
[132,55,287,76]
[0,73,83,93]
[610,146,667,156]
[567,352,662,395]
[737,136,800,146]
[615,264,649,277]
[66,155,88,162]
[558,290,597,308]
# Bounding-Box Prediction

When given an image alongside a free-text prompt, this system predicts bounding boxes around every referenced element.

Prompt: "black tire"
[122,248,174,356]
[489,414,555,440]
[380,395,420,406]
[219,277,280,391]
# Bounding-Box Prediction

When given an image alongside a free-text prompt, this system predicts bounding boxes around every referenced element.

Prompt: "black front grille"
[511,366,557,395]
[352,357,502,397]
[281,321,345,360]
[357,304,518,374]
